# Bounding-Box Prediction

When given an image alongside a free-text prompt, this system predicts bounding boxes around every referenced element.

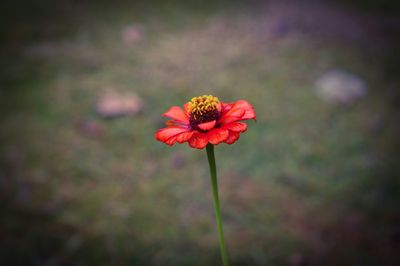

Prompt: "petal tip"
[197,120,217,131]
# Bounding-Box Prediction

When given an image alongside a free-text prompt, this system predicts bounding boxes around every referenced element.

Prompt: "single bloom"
[155,95,256,149]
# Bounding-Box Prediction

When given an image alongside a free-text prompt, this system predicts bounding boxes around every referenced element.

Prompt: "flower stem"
[206,144,229,266]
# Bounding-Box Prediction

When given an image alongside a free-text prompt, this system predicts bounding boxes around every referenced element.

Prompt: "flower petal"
[197,120,216,131]
[165,131,194,145]
[207,128,229,145]
[163,106,189,124]
[233,100,256,120]
[176,131,195,143]
[224,131,240,144]
[219,108,245,124]
[164,135,179,145]
[183,102,191,116]
[219,100,255,124]
[221,102,233,112]
[188,133,208,149]
[216,102,222,112]
[155,127,190,144]
[223,122,247,132]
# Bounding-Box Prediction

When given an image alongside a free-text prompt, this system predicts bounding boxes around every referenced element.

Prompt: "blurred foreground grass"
[1,1,399,265]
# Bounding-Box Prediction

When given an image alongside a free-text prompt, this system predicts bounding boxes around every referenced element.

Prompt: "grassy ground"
[1,1,399,265]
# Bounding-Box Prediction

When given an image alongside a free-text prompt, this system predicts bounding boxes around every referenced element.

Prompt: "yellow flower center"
[188,95,221,129]
[188,95,220,119]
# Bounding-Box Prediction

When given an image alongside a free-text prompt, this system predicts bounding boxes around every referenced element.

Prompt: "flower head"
[155,95,256,149]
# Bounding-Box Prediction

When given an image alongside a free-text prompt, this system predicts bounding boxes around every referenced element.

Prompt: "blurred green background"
[1,0,399,265]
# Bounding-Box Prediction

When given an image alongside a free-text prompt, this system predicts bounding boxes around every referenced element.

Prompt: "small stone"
[315,69,367,104]
[122,25,143,44]
[96,91,144,118]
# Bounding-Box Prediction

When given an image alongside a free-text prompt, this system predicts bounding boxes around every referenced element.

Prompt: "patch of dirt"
[96,90,144,118]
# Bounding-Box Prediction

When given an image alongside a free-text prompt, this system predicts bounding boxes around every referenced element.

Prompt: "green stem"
[206,144,229,266]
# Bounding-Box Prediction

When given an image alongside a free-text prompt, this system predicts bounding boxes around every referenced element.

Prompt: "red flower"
[155,95,256,149]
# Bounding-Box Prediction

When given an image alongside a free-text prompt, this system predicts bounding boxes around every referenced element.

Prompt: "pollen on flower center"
[188,95,220,117]
[188,95,220,128]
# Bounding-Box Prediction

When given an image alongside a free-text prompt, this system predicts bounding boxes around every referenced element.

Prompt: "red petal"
[155,127,190,144]
[165,130,195,146]
[176,131,195,143]
[218,108,245,124]
[223,122,247,132]
[163,106,189,124]
[165,120,179,126]
[188,133,208,149]
[197,120,216,131]
[183,102,191,116]
[221,102,233,112]
[233,100,256,120]
[224,131,240,144]
[164,135,179,145]
[216,102,222,112]
[207,128,229,145]
[218,100,256,124]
